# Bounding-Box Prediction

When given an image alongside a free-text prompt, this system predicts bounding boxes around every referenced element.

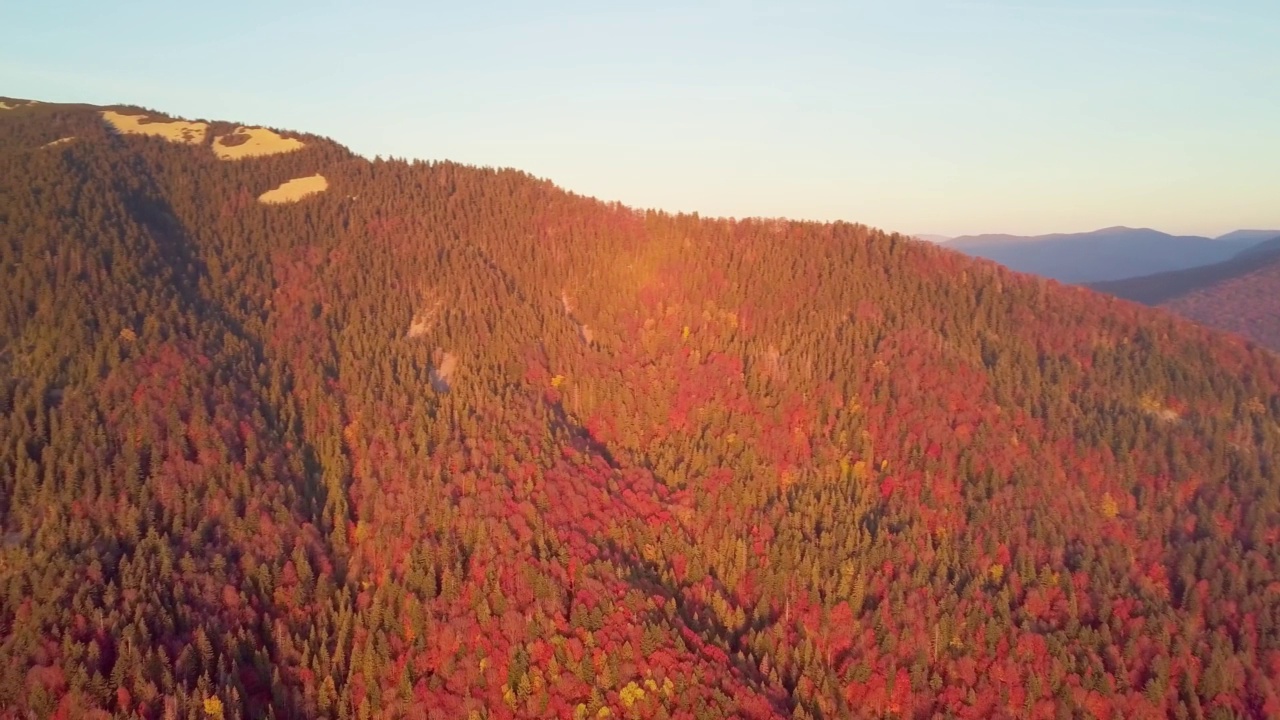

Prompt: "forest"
[2,100,1279,719]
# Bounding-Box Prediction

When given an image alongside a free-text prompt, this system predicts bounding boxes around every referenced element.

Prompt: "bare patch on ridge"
[214,126,306,160]
[258,175,328,204]
[101,110,208,144]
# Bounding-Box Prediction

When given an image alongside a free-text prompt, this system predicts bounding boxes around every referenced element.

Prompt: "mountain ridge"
[1216,229,1280,245]
[943,226,1267,283]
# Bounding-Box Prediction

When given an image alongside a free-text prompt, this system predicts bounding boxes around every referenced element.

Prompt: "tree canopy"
[2,100,1279,719]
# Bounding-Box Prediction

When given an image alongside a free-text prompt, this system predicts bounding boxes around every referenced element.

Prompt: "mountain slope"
[1216,229,1280,246]
[946,226,1243,283]
[3,99,1280,719]
[1093,238,1280,350]
[1234,236,1280,261]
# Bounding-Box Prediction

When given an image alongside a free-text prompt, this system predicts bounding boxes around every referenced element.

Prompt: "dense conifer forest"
[2,100,1279,719]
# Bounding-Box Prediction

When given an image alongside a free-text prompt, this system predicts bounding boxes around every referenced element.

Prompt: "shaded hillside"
[1234,236,1280,261]
[1091,238,1280,305]
[1092,239,1280,350]
[1163,263,1280,352]
[3,99,1280,720]
[946,226,1244,283]
[1216,229,1280,246]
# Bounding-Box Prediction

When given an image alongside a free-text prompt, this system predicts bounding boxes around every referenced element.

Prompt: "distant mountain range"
[1214,229,1280,246]
[1092,235,1280,351]
[939,226,1276,283]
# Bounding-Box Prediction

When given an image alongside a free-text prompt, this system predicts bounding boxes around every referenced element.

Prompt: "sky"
[3,0,1278,237]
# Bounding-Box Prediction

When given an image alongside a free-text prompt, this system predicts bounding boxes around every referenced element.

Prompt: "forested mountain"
[3,99,1280,720]
[945,227,1252,283]
[1092,238,1280,351]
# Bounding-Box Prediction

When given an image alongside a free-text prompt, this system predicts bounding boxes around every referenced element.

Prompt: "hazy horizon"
[5,0,1278,237]
[915,226,1280,242]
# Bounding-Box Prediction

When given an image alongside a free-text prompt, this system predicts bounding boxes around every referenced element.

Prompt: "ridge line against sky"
[3,0,1278,237]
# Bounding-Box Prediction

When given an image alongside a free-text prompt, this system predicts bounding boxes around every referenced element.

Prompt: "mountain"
[1234,235,1280,261]
[1092,236,1280,350]
[912,234,951,244]
[1215,229,1280,246]
[3,99,1280,719]
[946,226,1244,283]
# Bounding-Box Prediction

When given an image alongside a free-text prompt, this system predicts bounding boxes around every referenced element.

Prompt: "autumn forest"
[2,100,1279,719]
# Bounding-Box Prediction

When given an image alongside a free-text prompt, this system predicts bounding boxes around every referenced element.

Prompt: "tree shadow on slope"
[597,535,817,717]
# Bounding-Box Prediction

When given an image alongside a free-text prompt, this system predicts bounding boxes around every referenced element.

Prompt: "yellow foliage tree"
[1101,492,1119,519]
[620,681,646,708]
[203,696,224,719]
[988,563,1004,584]
[852,460,870,482]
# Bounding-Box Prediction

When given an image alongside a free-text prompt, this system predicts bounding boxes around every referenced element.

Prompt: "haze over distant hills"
[1093,235,1280,351]
[942,226,1274,283]
[1215,229,1280,246]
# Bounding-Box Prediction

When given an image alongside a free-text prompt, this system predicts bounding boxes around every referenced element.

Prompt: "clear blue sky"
[3,0,1278,237]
